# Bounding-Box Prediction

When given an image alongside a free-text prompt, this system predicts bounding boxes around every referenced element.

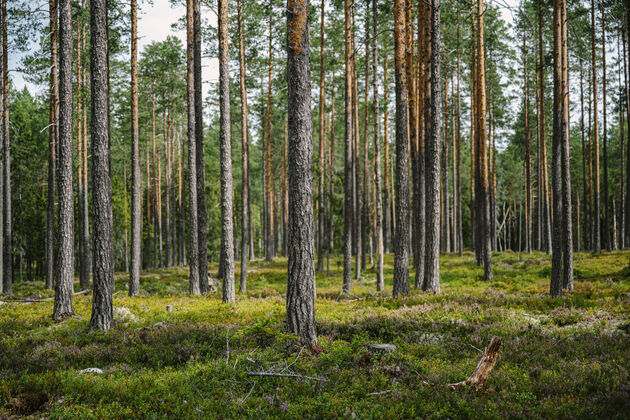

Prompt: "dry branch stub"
[448,336,502,390]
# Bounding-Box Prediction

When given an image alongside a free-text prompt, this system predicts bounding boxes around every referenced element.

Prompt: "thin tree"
[237,0,249,292]
[393,0,410,297]
[316,0,326,273]
[264,6,275,261]
[524,36,532,254]
[601,6,609,251]
[423,0,442,291]
[194,0,208,292]
[286,0,317,346]
[372,0,384,290]
[218,0,235,303]
[46,0,58,291]
[89,0,114,330]
[0,0,7,294]
[52,0,74,319]
[129,0,141,296]
[342,0,353,294]
[383,56,391,253]
[186,0,200,295]
[474,0,492,281]
[590,0,601,253]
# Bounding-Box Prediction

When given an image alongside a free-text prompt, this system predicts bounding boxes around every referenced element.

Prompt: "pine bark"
[265,9,275,262]
[53,0,74,318]
[423,0,442,291]
[186,0,200,295]
[372,0,384,291]
[89,0,114,330]
[237,0,249,292]
[383,57,392,253]
[601,9,609,251]
[316,0,326,273]
[129,0,141,296]
[46,0,59,291]
[393,0,410,297]
[286,0,317,346]
[342,0,353,294]
[218,0,235,303]
[1,0,7,294]
[590,0,601,253]
[194,0,208,292]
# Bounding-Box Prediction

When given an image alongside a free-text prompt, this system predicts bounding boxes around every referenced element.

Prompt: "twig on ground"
[246,371,328,382]
[367,390,393,396]
[448,336,503,390]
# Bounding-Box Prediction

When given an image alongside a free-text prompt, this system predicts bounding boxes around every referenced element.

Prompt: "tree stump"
[448,336,502,390]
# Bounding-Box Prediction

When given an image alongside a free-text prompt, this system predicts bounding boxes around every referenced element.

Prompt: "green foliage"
[1,251,629,418]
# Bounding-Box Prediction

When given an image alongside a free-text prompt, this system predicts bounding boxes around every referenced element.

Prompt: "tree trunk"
[265,8,274,262]
[475,0,492,281]
[456,11,463,256]
[218,0,235,303]
[342,0,353,294]
[601,8,609,251]
[316,0,326,273]
[1,0,8,294]
[383,56,392,254]
[372,0,384,291]
[46,0,58,291]
[89,0,114,330]
[53,0,74,320]
[194,0,208,292]
[53,0,74,317]
[524,37,532,254]
[186,0,200,295]
[591,0,601,253]
[423,0,442,291]
[286,0,317,347]
[129,0,141,296]
[393,0,410,297]
[237,0,249,292]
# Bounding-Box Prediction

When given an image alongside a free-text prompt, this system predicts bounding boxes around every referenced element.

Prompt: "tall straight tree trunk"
[560,0,573,289]
[46,0,59,291]
[409,0,423,288]
[590,0,601,253]
[524,37,532,254]
[1,0,7,294]
[129,0,141,296]
[194,0,208,292]
[383,56,392,253]
[580,61,587,251]
[342,0,353,294]
[551,0,564,296]
[362,9,371,271]
[619,32,625,249]
[186,0,200,295]
[89,0,114,330]
[218,0,235,303]
[286,0,316,346]
[53,0,74,317]
[423,0,442,291]
[328,80,336,273]
[624,22,630,248]
[601,8,609,251]
[316,0,326,273]
[372,0,384,291]
[352,15,362,280]
[537,0,551,253]
[475,0,492,281]
[265,8,275,262]
[81,2,90,281]
[237,0,249,292]
[415,0,427,285]
[393,0,410,297]
[456,10,463,256]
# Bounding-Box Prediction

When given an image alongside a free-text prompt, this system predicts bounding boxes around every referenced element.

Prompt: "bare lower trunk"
[286,0,317,346]
[219,0,235,303]
[129,0,141,296]
[342,0,353,294]
[53,0,74,318]
[393,0,410,297]
[89,0,114,330]
[372,0,383,291]
[238,0,249,292]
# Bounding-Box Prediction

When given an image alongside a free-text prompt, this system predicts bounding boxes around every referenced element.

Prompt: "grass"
[1,251,629,419]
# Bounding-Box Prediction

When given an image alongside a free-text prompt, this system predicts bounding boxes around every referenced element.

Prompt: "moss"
[1,251,629,418]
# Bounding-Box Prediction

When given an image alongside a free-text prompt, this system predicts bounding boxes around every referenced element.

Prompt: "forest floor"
[0,251,629,419]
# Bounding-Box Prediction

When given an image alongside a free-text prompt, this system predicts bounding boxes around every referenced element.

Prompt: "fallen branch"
[448,336,502,390]
[0,289,89,303]
[367,390,393,397]
[246,371,328,382]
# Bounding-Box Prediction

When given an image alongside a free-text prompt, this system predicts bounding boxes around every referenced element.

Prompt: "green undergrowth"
[1,251,629,418]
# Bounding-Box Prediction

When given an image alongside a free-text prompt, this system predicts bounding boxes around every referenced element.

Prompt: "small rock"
[367,344,396,354]
[139,321,167,332]
[77,367,103,375]
[114,307,138,323]
[166,305,173,312]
